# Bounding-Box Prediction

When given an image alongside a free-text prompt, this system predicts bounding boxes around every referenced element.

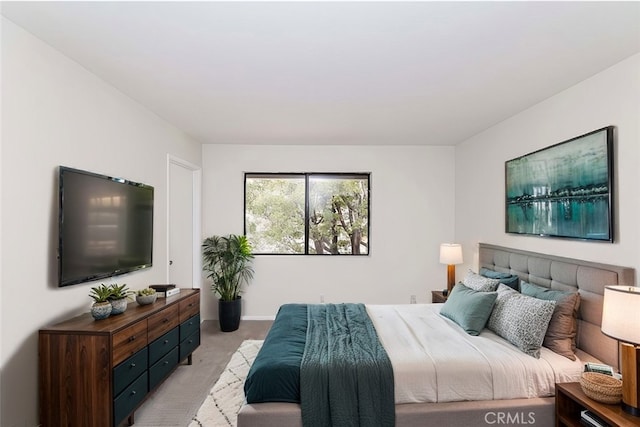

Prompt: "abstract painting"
[505,126,613,242]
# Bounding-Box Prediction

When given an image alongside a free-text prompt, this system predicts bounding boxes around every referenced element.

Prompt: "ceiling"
[2,1,639,146]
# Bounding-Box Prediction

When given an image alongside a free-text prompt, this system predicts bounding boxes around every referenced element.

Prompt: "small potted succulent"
[136,288,158,305]
[107,283,133,315]
[89,284,113,320]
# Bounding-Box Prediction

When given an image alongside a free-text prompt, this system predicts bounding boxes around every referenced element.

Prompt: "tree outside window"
[245,173,370,255]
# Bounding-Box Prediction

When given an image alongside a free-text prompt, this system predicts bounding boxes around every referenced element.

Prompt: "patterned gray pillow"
[487,284,556,358]
[463,270,500,292]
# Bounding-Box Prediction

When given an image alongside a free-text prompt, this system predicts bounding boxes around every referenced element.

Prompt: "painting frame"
[505,126,614,242]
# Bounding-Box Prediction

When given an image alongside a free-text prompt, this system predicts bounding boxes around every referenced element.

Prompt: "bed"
[237,243,635,427]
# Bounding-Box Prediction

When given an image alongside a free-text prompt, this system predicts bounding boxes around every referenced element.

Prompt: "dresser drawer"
[148,304,180,342]
[179,329,200,361]
[179,293,200,323]
[113,347,148,398]
[149,346,179,390]
[148,327,179,366]
[180,314,200,341]
[113,371,148,427]
[113,320,148,366]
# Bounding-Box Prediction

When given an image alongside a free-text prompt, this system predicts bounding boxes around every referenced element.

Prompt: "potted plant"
[107,283,132,315]
[136,288,158,305]
[89,284,113,320]
[202,234,254,332]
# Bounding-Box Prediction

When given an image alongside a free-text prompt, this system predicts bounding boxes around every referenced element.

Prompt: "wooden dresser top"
[40,289,199,334]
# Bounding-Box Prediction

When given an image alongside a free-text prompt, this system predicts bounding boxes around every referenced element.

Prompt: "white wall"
[455,54,640,276]
[4,11,637,426]
[1,19,202,426]
[202,144,456,319]
[0,28,3,421]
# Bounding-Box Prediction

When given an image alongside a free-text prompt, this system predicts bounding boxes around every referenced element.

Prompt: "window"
[245,173,370,255]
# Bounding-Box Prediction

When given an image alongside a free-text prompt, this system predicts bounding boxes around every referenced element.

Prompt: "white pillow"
[487,284,556,358]
[463,270,500,292]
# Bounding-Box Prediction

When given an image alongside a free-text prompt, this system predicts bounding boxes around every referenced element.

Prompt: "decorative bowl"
[136,292,158,305]
[580,372,622,404]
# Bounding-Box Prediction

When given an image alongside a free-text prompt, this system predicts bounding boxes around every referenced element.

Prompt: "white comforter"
[367,304,583,404]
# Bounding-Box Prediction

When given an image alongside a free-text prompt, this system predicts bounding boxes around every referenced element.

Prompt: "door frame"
[166,154,202,288]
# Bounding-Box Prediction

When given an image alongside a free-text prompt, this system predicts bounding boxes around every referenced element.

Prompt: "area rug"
[189,339,263,427]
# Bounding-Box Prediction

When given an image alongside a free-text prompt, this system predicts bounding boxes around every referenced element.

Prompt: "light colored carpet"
[130,320,272,427]
[189,340,264,427]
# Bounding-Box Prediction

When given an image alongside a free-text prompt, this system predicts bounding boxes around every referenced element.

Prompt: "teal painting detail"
[505,127,613,242]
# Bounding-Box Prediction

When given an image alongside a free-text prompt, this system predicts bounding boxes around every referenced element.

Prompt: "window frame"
[244,172,371,256]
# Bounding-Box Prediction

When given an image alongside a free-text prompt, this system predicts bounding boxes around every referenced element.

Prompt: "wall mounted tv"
[58,166,154,287]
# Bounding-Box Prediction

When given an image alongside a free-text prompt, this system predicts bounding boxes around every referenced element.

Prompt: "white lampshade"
[602,285,640,345]
[439,243,463,265]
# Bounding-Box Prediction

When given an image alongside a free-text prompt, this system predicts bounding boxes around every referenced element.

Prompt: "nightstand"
[431,290,448,303]
[555,382,639,427]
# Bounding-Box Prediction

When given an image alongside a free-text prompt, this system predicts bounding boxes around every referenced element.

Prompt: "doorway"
[167,155,201,288]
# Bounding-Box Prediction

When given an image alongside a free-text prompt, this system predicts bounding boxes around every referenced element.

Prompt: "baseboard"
[242,315,276,321]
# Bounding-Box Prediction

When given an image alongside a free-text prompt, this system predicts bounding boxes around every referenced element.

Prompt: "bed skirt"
[238,397,554,427]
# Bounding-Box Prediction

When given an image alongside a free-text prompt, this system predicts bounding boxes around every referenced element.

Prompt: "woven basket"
[580,372,622,404]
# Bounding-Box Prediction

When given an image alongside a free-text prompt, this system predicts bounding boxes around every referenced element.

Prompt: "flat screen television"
[58,166,154,287]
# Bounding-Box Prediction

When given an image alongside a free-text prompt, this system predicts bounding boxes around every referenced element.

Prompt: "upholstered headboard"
[478,243,635,369]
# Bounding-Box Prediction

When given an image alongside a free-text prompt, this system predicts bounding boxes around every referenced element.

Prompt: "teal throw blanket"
[300,304,394,427]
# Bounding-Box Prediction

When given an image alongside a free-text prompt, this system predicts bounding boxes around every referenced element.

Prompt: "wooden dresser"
[39,289,200,427]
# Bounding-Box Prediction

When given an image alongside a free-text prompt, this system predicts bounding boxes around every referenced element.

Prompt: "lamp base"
[621,342,640,417]
[446,265,456,294]
[622,402,640,417]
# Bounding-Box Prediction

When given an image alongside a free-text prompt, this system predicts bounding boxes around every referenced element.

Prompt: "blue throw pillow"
[480,267,520,291]
[440,282,498,336]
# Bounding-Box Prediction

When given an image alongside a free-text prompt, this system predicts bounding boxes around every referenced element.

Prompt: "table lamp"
[439,243,463,294]
[601,285,640,416]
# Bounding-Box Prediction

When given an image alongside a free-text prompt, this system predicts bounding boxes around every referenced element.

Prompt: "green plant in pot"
[107,283,132,315]
[202,234,254,332]
[89,284,113,320]
[136,287,158,305]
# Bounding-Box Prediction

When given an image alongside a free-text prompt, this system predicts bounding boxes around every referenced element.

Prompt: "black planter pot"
[218,297,242,332]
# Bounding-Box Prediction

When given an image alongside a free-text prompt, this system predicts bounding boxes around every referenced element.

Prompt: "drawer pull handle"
[130,363,136,368]
[131,390,137,396]
[164,339,169,344]
[188,340,193,344]
[164,361,169,365]
[189,303,194,307]
[189,322,193,326]
[129,335,136,342]
[163,318,169,323]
